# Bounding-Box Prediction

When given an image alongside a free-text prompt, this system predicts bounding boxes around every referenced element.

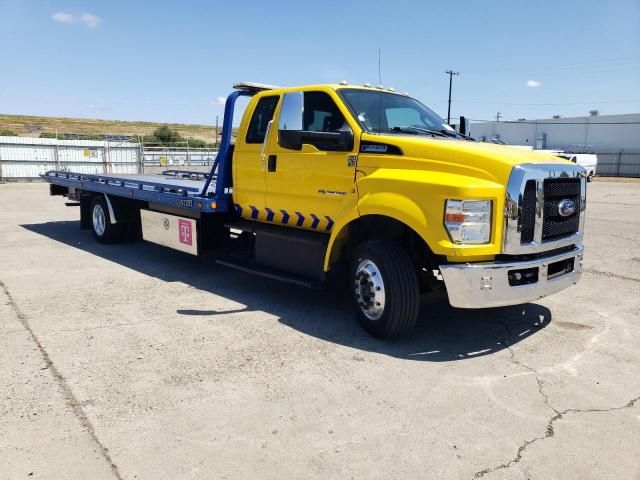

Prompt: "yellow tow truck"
[45,82,587,338]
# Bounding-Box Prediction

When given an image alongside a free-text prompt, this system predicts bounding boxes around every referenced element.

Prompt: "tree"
[151,126,183,144]
[0,129,17,136]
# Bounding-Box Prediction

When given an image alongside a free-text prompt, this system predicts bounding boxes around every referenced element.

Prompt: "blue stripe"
[325,216,334,231]
[280,209,290,224]
[235,204,242,216]
[265,208,274,222]
[295,212,305,227]
[249,205,259,219]
[310,214,319,229]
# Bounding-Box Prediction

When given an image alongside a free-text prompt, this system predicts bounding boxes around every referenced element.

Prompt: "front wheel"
[350,240,420,338]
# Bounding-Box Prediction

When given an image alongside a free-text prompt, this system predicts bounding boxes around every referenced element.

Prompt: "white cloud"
[51,11,102,28]
[217,96,227,105]
[52,11,74,23]
[526,80,541,88]
[80,13,102,28]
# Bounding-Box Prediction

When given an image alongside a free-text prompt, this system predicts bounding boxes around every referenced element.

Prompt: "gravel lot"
[1,180,639,480]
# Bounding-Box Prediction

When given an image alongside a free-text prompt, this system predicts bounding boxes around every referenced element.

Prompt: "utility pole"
[445,70,459,125]
[215,115,219,148]
[495,112,502,122]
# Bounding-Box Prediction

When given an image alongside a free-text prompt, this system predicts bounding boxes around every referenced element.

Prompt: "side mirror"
[278,92,303,131]
[459,116,467,135]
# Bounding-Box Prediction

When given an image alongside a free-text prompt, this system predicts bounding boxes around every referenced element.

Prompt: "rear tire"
[350,240,420,338]
[90,196,124,244]
[587,172,594,183]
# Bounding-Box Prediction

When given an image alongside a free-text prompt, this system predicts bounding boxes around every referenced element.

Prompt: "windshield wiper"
[391,126,449,138]
[438,128,476,141]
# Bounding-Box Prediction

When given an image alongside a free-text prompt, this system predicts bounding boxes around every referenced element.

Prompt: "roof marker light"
[339,80,348,85]
[363,82,372,87]
[387,87,395,92]
[376,85,384,89]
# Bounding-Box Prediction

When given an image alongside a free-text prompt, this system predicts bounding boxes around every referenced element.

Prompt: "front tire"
[350,240,420,338]
[90,196,124,244]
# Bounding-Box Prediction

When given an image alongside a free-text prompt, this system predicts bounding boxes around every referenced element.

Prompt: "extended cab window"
[246,96,279,143]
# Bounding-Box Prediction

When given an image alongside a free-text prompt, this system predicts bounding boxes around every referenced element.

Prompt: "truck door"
[264,90,358,232]
[232,94,279,221]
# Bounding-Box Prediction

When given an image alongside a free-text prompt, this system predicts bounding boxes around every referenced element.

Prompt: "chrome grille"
[504,164,586,255]
[519,180,537,243]
[541,178,581,240]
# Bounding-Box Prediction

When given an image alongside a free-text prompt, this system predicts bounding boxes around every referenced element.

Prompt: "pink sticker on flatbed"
[178,219,192,246]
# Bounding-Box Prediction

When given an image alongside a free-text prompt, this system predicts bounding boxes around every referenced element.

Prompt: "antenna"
[377,48,382,134]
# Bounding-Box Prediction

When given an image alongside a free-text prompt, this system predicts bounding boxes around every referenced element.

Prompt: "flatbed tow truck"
[44,82,587,338]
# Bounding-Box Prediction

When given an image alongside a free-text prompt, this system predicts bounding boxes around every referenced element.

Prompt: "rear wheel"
[350,240,420,338]
[91,196,124,244]
[587,172,594,182]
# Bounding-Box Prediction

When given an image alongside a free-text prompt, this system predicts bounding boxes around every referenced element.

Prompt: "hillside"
[0,114,218,142]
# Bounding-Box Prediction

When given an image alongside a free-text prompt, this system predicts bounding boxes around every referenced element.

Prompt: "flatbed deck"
[41,88,254,215]
[43,170,229,213]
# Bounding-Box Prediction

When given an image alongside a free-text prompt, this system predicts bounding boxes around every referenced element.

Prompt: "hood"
[359,133,571,184]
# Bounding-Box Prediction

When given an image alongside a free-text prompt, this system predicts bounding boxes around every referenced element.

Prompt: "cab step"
[225,218,328,282]
[214,255,323,289]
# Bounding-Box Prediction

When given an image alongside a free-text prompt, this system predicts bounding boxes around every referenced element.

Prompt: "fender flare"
[103,193,117,224]
[323,192,432,271]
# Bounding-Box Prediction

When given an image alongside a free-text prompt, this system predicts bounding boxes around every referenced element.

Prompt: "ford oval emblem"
[558,199,576,217]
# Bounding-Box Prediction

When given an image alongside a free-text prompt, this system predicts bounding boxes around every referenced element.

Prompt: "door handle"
[267,155,277,172]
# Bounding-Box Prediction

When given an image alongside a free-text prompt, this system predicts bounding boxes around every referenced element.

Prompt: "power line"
[453,99,640,106]
[469,119,640,125]
[458,57,640,74]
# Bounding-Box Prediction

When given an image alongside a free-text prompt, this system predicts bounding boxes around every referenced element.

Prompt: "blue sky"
[1,0,639,125]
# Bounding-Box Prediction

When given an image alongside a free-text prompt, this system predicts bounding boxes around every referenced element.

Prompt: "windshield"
[339,88,451,135]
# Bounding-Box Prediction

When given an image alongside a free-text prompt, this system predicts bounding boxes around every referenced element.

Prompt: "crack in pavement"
[474,319,640,479]
[584,268,640,283]
[1,280,123,480]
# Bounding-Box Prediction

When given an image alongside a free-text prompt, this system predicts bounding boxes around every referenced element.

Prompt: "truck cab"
[228,83,586,337]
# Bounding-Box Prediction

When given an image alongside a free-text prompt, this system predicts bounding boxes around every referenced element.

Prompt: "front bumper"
[439,245,583,308]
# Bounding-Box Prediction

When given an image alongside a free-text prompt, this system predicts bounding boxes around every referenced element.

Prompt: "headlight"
[444,200,492,244]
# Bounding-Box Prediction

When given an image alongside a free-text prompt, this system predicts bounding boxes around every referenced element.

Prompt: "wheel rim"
[354,259,386,320]
[92,203,106,236]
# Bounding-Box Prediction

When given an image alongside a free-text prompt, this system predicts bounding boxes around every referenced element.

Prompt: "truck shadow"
[22,221,551,362]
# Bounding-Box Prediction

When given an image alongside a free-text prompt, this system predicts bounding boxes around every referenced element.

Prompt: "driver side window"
[278,91,353,152]
[303,92,348,133]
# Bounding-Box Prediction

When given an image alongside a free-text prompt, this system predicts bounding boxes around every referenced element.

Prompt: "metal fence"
[0,136,142,182]
[142,145,218,167]
[554,146,640,178]
[592,150,640,178]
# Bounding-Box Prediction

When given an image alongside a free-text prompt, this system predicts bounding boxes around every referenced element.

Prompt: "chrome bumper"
[439,245,584,309]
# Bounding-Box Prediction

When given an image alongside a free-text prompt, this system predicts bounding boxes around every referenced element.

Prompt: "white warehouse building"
[469,113,640,151]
